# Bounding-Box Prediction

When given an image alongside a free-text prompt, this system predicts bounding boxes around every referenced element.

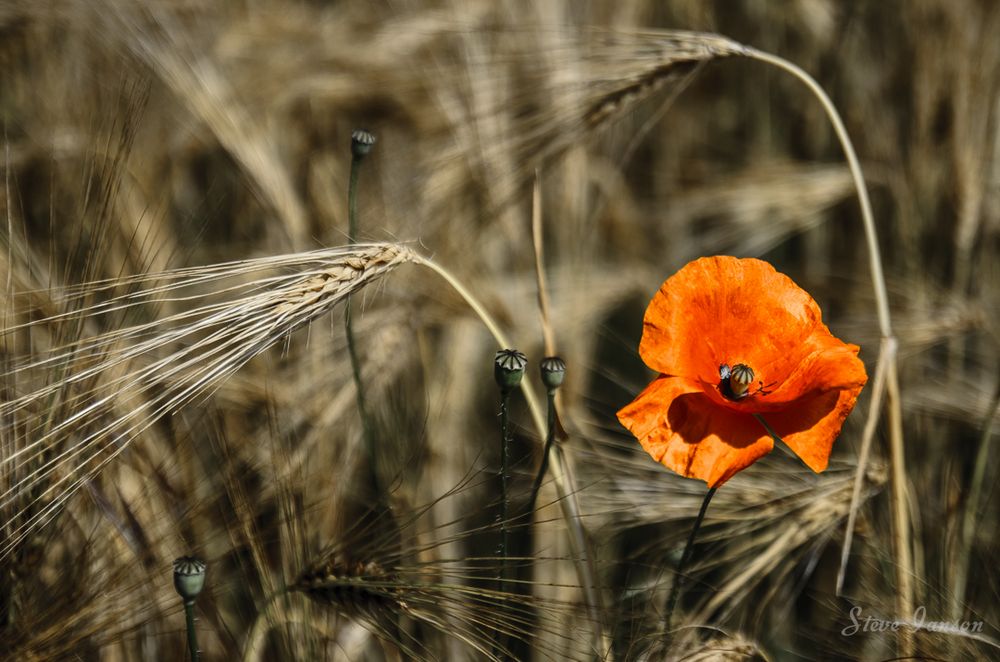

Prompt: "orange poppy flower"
[617,256,868,487]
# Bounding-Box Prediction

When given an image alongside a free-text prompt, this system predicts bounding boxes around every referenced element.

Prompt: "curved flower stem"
[344,146,379,495]
[344,301,375,467]
[411,255,605,656]
[184,600,199,662]
[663,486,717,637]
[751,413,781,446]
[527,389,557,516]
[743,48,911,655]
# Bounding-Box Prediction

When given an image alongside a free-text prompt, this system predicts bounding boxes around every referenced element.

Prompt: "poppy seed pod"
[351,129,376,158]
[728,363,755,398]
[494,349,527,391]
[173,556,207,602]
[539,356,566,391]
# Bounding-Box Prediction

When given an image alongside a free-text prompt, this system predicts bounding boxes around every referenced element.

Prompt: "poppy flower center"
[718,363,755,400]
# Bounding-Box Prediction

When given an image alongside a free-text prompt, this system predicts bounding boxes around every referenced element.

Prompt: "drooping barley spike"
[0,243,413,560]
[294,554,400,622]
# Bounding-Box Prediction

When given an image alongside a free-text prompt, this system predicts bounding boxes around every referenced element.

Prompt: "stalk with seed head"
[493,349,526,591]
[528,356,565,515]
[173,556,206,662]
[344,129,379,489]
[492,349,526,661]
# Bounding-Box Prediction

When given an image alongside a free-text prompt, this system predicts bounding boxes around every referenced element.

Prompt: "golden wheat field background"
[0,1,998,660]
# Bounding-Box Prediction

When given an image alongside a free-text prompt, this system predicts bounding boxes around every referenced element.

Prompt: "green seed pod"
[494,349,527,392]
[173,556,207,602]
[539,356,566,391]
[351,129,376,158]
[729,363,755,398]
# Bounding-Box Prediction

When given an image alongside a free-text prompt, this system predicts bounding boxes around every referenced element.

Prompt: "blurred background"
[0,1,998,660]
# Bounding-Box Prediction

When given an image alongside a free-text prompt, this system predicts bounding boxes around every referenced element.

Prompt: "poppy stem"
[493,349,525,599]
[490,387,514,662]
[184,600,199,662]
[664,486,717,637]
[172,557,205,662]
[528,357,565,515]
[344,131,379,495]
[752,413,783,445]
[528,389,557,514]
[498,387,511,590]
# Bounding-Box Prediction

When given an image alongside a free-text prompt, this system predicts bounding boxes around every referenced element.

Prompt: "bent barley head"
[0,243,413,560]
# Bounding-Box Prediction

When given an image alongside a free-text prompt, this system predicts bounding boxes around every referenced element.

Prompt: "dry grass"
[1,1,999,660]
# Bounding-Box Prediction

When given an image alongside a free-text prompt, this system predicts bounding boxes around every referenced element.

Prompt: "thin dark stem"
[752,412,783,445]
[345,151,378,490]
[344,301,375,467]
[490,388,513,662]
[664,486,717,636]
[527,390,557,514]
[498,389,511,588]
[348,154,361,241]
[184,600,199,662]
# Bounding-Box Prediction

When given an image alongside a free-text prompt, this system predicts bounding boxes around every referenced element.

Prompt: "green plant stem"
[344,302,375,469]
[348,154,361,241]
[527,389,557,515]
[498,388,512,592]
[345,152,378,489]
[184,600,199,662]
[664,486,717,636]
[491,387,513,662]
[752,413,781,445]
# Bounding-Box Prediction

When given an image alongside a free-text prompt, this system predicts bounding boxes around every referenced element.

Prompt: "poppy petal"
[622,256,867,485]
[639,256,824,388]
[756,327,867,409]
[766,381,865,472]
[618,377,774,487]
[616,375,702,440]
[702,328,868,413]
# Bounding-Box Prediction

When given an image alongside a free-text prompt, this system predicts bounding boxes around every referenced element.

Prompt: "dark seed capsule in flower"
[494,349,527,391]
[351,129,376,158]
[539,356,566,390]
[173,556,207,601]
